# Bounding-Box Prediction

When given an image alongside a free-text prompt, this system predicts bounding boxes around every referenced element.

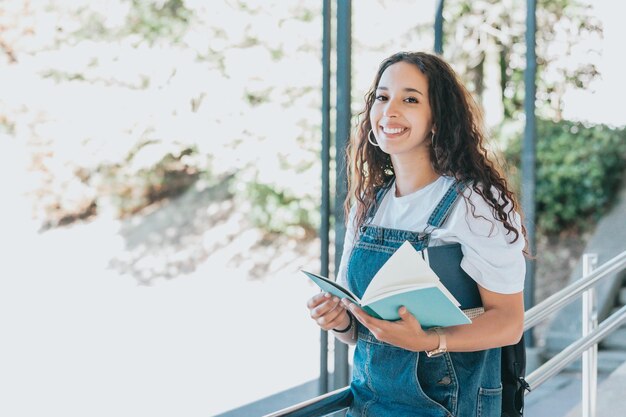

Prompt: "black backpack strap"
[426,244,482,309]
[501,335,531,417]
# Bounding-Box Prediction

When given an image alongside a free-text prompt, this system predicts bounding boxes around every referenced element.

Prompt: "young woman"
[307,52,526,417]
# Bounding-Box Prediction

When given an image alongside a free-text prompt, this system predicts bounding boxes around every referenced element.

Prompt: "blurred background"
[0,1,624,416]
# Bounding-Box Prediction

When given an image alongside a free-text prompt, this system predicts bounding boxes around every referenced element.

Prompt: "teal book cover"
[301,270,359,303]
[302,240,471,328]
[361,286,471,327]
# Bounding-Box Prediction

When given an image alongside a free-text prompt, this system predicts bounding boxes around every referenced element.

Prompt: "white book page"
[363,279,461,307]
[361,241,439,303]
[362,282,435,305]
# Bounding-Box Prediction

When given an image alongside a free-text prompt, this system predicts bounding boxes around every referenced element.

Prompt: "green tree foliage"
[125,0,191,42]
[246,182,317,238]
[33,1,323,235]
[3,1,622,240]
[72,0,193,43]
[504,120,626,233]
[442,0,602,121]
[96,143,201,218]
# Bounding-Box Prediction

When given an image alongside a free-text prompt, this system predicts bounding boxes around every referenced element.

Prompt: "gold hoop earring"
[368,129,379,147]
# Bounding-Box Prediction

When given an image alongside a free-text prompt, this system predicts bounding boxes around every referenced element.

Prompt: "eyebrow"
[376,86,424,96]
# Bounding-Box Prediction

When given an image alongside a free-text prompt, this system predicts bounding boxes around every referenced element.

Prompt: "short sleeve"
[336,204,357,288]
[445,188,526,294]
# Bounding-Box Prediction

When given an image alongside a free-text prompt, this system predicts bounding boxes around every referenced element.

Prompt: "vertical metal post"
[434,0,445,54]
[334,0,351,390]
[582,253,599,417]
[319,0,332,395]
[522,0,537,346]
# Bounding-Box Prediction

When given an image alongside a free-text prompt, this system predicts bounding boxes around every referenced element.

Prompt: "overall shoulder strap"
[426,179,469,229]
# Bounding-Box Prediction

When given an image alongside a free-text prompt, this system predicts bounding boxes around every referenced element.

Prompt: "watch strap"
[425,327,447,357]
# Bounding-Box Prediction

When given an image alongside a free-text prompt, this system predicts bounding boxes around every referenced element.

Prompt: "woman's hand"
[307,292,351,331]
[342,299,438,352]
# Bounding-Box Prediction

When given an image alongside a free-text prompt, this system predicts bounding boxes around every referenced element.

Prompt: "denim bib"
[346,180,502,417]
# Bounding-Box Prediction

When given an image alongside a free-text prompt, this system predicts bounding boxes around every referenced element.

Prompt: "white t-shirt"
[336,176,526,294]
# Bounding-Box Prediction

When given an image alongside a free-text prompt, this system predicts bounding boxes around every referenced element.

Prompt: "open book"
[302,240,472,328]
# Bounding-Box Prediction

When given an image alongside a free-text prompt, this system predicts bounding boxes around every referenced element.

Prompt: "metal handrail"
[524,251,626,331]
[263,386,352,417]
[266,250,626,417]
[525,304,626,389]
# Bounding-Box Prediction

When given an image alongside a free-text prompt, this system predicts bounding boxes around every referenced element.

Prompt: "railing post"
[319,0,332,395]
[582,253,598,417]
[334,0,351,390]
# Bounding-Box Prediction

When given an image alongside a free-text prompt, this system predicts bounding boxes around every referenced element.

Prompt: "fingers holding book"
[307,292,350,331]
[342,300,390,342]
[343,300,433,352]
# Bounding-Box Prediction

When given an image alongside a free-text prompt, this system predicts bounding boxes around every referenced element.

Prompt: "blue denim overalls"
[346,180,502,417]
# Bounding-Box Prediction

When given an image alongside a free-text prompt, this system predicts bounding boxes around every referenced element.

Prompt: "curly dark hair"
[345,51,527,246]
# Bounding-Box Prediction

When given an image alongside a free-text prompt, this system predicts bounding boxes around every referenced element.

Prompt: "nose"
[383,99,399,117]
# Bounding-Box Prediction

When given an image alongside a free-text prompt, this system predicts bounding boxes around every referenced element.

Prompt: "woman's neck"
[392,154,439,197]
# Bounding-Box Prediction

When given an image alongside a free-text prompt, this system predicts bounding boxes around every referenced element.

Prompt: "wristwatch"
[425,327,447,358]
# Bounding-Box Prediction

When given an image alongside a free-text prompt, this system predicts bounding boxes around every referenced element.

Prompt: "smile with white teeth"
[381,126,408,134]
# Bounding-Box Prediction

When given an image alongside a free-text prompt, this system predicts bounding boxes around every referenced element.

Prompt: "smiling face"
[369,61,434,164]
